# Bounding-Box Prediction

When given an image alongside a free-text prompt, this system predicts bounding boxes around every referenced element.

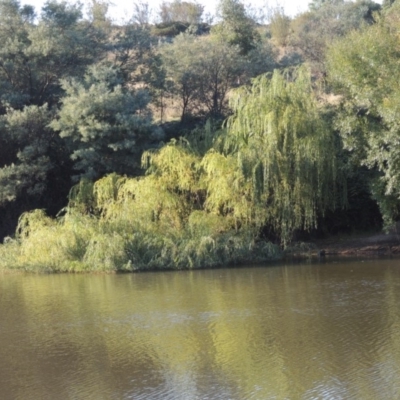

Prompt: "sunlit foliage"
[326,3,400,226]
[0,67,345,272]
[224,67,344,244]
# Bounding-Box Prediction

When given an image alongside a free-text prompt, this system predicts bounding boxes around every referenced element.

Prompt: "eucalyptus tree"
[107,23,162,90]
[309,0,338,11]
[196,38,275,115]
[132,1,151,26]
[88,0,111,31]
[382,0,396,7]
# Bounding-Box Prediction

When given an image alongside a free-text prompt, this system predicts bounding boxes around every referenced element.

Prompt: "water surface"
[1,258,400,399]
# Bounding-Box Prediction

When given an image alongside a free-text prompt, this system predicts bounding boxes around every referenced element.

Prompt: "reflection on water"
[1,259,400,399]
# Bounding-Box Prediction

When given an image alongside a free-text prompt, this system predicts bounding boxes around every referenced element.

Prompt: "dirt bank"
[313,232,400,256]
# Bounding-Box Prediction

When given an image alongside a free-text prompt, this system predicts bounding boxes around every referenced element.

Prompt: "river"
[1,258,400,399]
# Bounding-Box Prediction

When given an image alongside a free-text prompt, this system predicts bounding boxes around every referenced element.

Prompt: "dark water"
[1,258,400,399]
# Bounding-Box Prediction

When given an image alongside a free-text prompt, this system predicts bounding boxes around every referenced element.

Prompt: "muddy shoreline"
[311,231,400,256]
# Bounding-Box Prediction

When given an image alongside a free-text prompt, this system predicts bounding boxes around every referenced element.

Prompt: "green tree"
[0,103,73,238]
[0,105,55,205]
[88,0,111,31]
[160,32,275,120]
[0,0,101,109]
[326,3,400,226]
[269,7,291,47]
[0,0,103,238]
[212,0,260,55]
[108,24,161,89]
[159,34,202,120]
[223,67,344,244]
[51,64,162,180]
[291,0,380,68]
[196,37,276,115]
[159,0,204,24]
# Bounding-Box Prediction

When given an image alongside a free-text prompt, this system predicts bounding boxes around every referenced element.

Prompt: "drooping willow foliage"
[224,67,344,244]
[0,67,344,272]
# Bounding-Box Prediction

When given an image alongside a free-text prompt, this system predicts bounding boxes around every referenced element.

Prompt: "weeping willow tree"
[222,67,344,244]
[0,139,279,272]
[0,67,343,272]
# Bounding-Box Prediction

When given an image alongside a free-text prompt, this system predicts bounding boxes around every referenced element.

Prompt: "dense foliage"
[1,0,400,272]
[326,1,400,227]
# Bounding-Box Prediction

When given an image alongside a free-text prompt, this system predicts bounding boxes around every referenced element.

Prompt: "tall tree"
[0,0,103,238]
[0,0,102,109]
[132,1,151,26]
[160,33,275,120]
[88,0,111,31]
[326,3,400,226]
[291,0,380,68]
[269,7,291,46]
[159,34,202,120]
[158,0,204,24]
[212,0,259,55]
[223,67,344,244]
[51,64,162,180]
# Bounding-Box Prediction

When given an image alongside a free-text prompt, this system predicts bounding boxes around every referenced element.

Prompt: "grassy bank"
[0,169,281,273]
[0,211,281,273]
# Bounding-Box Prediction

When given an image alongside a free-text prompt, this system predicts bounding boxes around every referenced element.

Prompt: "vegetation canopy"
[0,0,397,272]
[0,68,344,271]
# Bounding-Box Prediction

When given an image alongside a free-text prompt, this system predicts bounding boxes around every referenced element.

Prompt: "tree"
[309,0,339,11]
[0,0,101,109]
[326,3,400,226]
[132,1,151,26]
[0,105,55,205]
[291,0,380,68]
[0,0,103,238]
[107,24,161,89]
[158,0,204,24]
[223,67,344,244]
[0,103,73,238]
[160,32,276,120]
[51,64,163,180]
[88,0,111,31]
[269,7,291,47]
[382,0,396,8]
[195,37,275,115]
[212,0,260,55]
[159,34,202,120]
[195,39,244,116]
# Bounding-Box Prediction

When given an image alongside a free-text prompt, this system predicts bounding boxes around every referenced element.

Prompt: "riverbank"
[2,226,399,273]
[310,231,400,257]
